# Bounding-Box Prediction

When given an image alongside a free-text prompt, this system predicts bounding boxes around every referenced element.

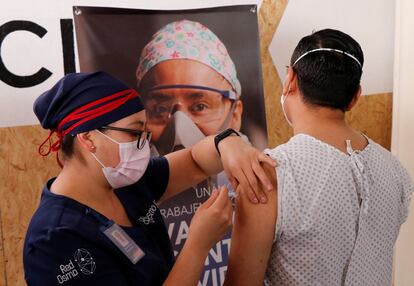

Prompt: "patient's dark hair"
[290,29,364,111]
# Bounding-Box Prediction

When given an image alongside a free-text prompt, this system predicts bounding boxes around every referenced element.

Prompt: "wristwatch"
[214,128,240,156]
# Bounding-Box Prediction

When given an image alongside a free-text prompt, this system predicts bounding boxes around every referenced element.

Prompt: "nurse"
[23,72,275,285]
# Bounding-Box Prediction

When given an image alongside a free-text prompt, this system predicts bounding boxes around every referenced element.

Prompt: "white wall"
[269,0,394,96]
[392,0,414,285]
[0,0,261,128]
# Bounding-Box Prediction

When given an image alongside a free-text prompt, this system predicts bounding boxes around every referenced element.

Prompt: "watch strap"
[214,128,240,156]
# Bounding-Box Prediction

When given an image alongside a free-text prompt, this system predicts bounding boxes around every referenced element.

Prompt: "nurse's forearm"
[162,138,219,202]
[162,135,242,201]
[191,135,235,176]
[162,241,208,286]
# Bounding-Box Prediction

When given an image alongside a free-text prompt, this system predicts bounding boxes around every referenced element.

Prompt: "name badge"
[102,222,145,264]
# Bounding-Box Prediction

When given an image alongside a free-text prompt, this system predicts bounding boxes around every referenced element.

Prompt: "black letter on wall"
[60,19,76,75]
[0,20,52,88]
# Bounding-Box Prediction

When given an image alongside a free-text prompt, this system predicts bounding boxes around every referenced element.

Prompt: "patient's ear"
[347,85,361,111]
[282,67,298,95]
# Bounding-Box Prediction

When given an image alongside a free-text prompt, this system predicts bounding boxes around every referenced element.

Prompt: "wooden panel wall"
[0,126,60,286]
[0,212,6,286]
[0,0,392,284]
[346,93,393,150]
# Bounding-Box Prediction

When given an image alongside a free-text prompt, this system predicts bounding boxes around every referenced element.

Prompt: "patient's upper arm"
[225,164,278,286]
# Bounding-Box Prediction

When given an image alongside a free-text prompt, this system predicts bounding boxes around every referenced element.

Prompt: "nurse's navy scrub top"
[23,157,174,286]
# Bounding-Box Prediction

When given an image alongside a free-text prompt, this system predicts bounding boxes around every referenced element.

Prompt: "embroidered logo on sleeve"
[74,248,96,275]
[138,201,157,225]
[56,248,96,284]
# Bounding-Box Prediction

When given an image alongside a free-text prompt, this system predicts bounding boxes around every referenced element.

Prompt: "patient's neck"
[292,105,368,153]
[293,105,346,134]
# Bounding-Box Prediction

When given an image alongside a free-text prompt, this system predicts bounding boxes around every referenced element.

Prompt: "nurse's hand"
[187,186,232,253]
[163,187,232,286]
[218,136,276,204]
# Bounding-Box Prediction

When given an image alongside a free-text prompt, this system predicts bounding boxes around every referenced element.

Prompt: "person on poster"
[135,20,269,280]
[136,20,266,202]
[135,21,268,280]
[225,29,414,286]
[23,72,275,286]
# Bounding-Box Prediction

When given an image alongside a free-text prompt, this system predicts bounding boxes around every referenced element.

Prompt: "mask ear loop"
[91,152,106,168]
[91,130,117,168]
[292,48,362,68]
[280,84,293,127]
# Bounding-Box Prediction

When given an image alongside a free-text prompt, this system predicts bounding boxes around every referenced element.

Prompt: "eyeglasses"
[99,126,152,150]
[138,84,238,126]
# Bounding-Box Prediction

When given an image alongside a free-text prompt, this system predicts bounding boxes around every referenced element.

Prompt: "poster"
[73,5,267,285]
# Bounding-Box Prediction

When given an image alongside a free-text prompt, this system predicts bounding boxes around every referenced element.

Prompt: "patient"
[225,29,414,286]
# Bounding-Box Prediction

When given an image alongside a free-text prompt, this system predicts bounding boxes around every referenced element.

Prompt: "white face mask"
[91,130,150,189]
[280,86,293,127]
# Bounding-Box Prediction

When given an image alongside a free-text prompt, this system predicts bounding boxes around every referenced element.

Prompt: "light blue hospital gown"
[263,134,413,286]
